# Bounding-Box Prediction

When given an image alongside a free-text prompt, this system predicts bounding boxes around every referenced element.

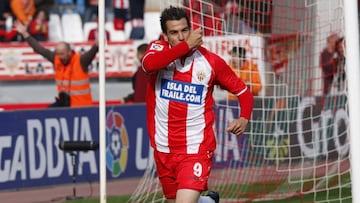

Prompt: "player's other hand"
[226,117,249,136]
[186,29,203,49]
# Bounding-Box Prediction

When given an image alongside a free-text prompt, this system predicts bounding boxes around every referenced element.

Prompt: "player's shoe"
[206,191,220,203]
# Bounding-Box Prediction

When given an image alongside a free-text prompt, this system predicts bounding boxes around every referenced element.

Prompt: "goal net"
[129,0,352,202]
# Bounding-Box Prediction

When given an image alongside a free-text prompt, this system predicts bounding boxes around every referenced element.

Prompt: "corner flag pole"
[97,0,107,202]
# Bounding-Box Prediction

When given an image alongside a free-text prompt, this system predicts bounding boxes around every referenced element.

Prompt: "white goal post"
[344,1,360,203]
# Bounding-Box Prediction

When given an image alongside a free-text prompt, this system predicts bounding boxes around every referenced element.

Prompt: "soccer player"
[142,6,254,203]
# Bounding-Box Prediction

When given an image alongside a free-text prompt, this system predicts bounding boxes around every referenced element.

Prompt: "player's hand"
[186,29,203,49]
[226,117,249,136]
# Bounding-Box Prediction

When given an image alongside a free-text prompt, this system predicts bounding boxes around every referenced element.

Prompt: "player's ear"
[162,33,169,42]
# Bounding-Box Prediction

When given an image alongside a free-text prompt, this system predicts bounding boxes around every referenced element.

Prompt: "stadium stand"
[143,12,161,41]
[83,21,97,40]
[47,10,162,43]
[61,12,84,42]
[49,13,63,42]
[105,21,126,41]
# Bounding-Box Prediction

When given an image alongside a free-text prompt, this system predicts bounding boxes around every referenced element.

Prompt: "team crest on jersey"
[150,43,164,51]
[196,70,206,82]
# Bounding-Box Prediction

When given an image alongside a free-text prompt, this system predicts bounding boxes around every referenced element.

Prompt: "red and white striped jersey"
[142,40,253,154]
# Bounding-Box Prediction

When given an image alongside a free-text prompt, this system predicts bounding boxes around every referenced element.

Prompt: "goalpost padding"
[128,0,353,202]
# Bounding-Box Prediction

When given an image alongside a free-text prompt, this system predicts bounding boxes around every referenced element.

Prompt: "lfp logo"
[106,110,129,177]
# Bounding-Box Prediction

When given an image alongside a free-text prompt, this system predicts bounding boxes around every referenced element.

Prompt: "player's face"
[163,18,190,47]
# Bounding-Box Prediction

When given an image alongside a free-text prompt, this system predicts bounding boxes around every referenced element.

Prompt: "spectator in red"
[88,28,110,41]
[28,9,48,41]
[120,43,149,103]
[335,36,346,91]
[320,33,339,96]
[184,0,225,36]
[87,18,110,41]
[0,28,17,42]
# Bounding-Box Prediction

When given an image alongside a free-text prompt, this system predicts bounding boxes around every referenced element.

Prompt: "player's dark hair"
[160,6,191,34]
[137,43,148,54]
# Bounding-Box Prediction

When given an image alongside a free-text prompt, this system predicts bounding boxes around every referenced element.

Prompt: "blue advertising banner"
[0,95,349,191]
[0,104,151,191]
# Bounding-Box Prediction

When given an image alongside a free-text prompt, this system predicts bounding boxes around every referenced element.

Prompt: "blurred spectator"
[56,0,74,6]
[56,0,76,14]
[223,0,257,34]
[113,0,129,31]
[320,33,338,96]
[15,20,98,107]
[87,19,110,41]
[335,36,346,91]
[76,0,85,17]
[84,0,98,22]
[183,0,257,35]
[113,0,145,39]
[34,0,55,20]
[184,0,224,36]
[120,43,149,103]
[10,0,36,25]
[0,0,12,31]
[0,0,17,42]
[129,0,145,39]
[57,0,74,3]
[28,9,49,41]
[0,28,17,42]
[228,46,262,99]
[83,0,112,23]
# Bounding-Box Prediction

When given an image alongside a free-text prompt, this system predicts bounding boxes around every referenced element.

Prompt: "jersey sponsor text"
[160,79,203,105]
